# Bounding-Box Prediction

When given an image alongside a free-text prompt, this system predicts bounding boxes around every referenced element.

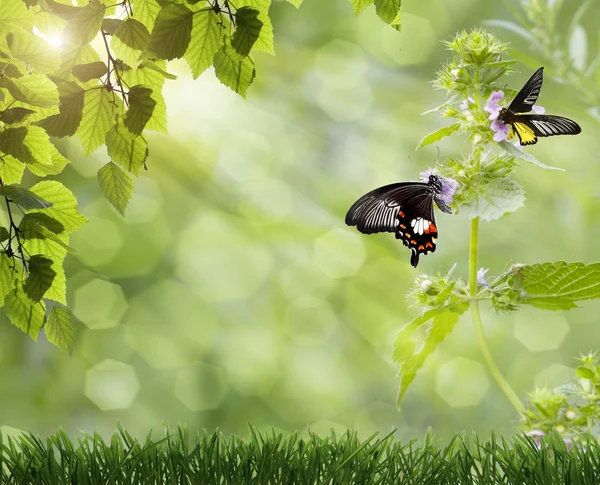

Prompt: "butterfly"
[345,174,452,268]
[497,67,581,146]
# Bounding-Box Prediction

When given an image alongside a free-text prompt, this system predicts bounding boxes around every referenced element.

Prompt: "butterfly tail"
[410,249,419,268]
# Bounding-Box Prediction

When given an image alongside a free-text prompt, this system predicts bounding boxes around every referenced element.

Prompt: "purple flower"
[532,105,545,114]
[477,268,489,288]
[491,118,510,142]
[420,170,459,204]
[440,177,458,204]
[484,90,504,120]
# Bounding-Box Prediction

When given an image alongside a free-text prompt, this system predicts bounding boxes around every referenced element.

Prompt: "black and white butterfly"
[498,67,581,146]
[345,174,452,267]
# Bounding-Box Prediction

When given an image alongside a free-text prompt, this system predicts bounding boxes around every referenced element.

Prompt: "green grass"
[1,425,599,484]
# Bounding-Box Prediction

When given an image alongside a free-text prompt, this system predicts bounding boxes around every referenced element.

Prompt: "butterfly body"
[498,67,581,146]
[345,174,451,267]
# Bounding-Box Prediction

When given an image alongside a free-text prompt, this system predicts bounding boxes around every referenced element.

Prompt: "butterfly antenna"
[430,146,441,176]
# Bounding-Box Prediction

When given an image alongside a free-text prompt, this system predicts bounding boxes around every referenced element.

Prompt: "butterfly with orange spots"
[345,174,452,267]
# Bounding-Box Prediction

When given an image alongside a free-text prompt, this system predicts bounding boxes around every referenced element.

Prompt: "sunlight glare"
[32,26,64,48]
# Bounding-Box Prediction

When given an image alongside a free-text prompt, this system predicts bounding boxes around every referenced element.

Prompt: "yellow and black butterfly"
[497,67,581,146]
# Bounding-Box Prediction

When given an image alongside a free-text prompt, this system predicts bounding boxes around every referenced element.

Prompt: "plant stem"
[469,217,525,415]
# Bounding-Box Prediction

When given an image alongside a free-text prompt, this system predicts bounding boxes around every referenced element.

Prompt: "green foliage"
[45,306,75,352]
[416,123,460,150]
[524,352,600,440]
[2,426,600,484]
[503,262,600,311]
[0,0,402,351]
[232,7,263,57]
[98,161,134,216]
[393,301,468,405]
[146,4,193,60]
[348,0,401,28]
[214,43,256,98]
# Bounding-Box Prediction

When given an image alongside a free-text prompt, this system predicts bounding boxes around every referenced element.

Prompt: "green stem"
[469,217,525,415]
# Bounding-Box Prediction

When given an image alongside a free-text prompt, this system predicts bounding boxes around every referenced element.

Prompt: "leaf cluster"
[524,352,600,441]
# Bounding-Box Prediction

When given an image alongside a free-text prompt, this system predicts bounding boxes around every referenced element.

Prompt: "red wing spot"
[400,224,406,229]
[429,223,437,233]
[410,240,417,245]
[399,211,405,218]
[405,233,411,238]
[425,242,433,248]
[418,245,424,251]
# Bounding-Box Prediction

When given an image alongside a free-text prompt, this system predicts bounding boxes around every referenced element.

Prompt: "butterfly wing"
[509,114,581,145]
[507,67,544,113]
[345,183,438,267]
[511,120,538,146]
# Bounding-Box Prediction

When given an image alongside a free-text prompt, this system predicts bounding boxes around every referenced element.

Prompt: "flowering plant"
[394,29,600,431]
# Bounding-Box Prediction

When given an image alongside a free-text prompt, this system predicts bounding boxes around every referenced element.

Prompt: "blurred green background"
[2,0,600,442]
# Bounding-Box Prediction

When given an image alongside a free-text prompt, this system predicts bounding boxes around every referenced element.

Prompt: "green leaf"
[97,161,134,216]
[458,177,525,221]
[20,213,76,256]
[111,17,150,66]
[577,366,595,380]
[5,289,45,340]
[64,0,105,45]
[45,306,75,352]
[285,0,303,7]
[101,17,122,34]
[184,10,222,78]
[374,0,400,24]
[23,126,55,166]
[393,303,467,405]
[27,222,76,254]
[416,123,461,150]
[106,123,148,175]
[236,0,273,54]
[76,87,114,154]
[27,181,87,233]
[0,253,14,306]
[0,156,26,184]
[349,0,374,15]
[125,85,156,135]
[37,81,85,138]
[0,127,34,164]
[20,212,65,237]
[214,44,255,98]
[7,32,61,73]
[23,255,56,302]
[26,142,70,177]
[0,185,53,209]
[130,0,160,31]
[0,107,36,124]
[44,263,66,304]
[232,7,263,57]
[0,0,35,31]
[499,141,564,171]
[59,43,102,73]
[1,74,59,108]
[146,4,193,60]
[120,63,167,133]
[507,262,600,311]
[72,61,108,82]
